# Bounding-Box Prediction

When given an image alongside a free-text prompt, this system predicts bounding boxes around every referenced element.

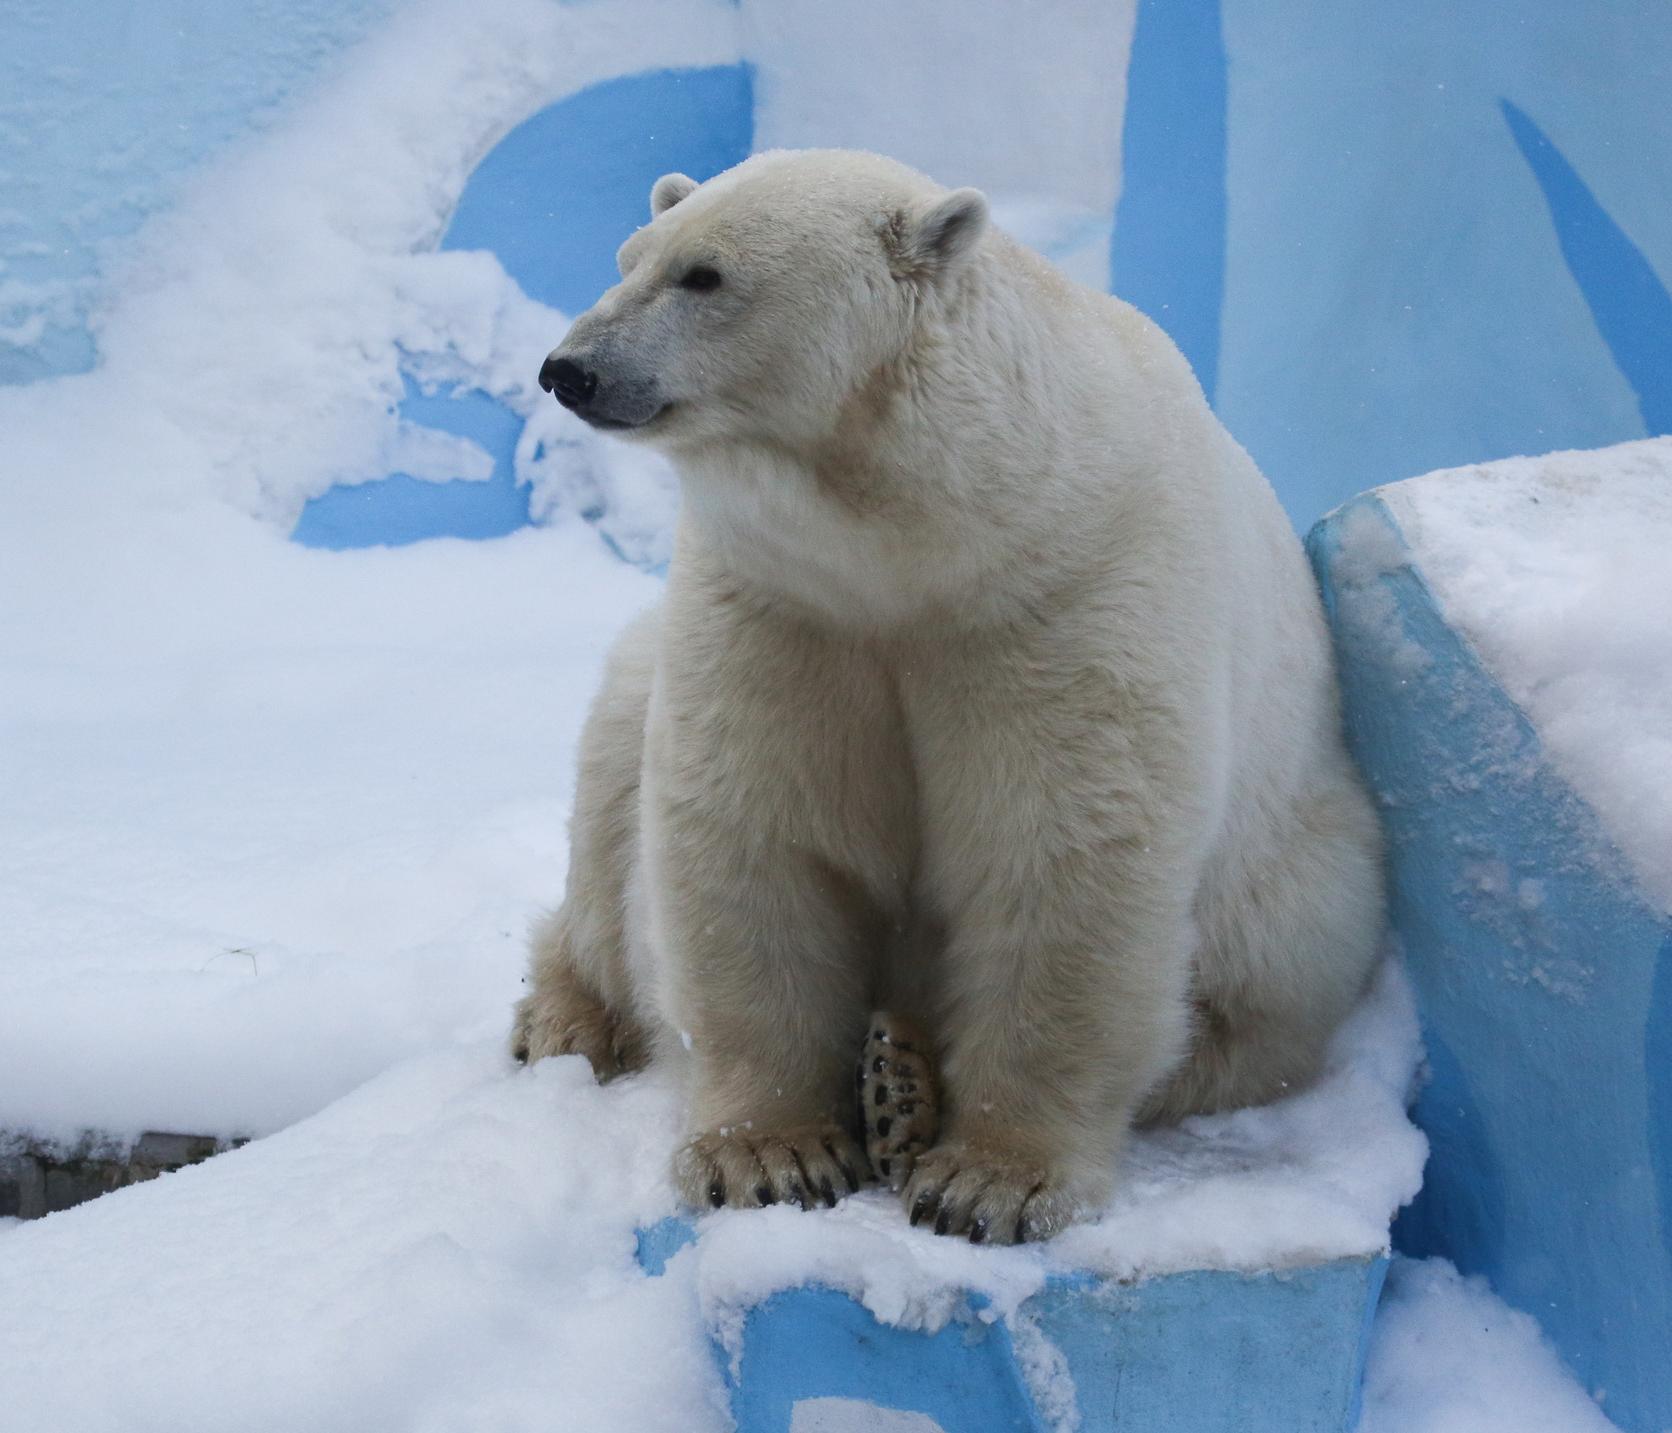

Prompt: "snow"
[0,971,1605,1433]
[1377,437,1672,912]
[0,1049,729,1432]
[0,969,1416,1429]
[0,0,739,1143]
[1357,1257,1623,1433]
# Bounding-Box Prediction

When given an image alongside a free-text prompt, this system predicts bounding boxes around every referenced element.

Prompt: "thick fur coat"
[512,150,1384,1244]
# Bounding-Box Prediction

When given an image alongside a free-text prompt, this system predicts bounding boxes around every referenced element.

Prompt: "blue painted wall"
[291,64,753,550]
[1211,1,1672,524]
[11,5,1668,533]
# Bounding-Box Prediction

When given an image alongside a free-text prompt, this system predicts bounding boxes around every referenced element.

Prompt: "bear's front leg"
[659,808,882,1211]
[649,557,913,1213]
[900,633,1204,1244]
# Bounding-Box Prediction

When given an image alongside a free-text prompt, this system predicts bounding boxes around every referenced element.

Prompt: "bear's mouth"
[586,403,672,433]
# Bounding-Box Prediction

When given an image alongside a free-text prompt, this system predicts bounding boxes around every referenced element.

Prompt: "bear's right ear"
[650,172,698,218]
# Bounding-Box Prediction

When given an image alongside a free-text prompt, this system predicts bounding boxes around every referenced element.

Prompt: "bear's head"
[537,150,989,454]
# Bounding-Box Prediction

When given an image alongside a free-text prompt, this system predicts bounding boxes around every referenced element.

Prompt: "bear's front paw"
[675,1124,866,1212]
[900,1141,1095,1245]
[509,979,647,1083]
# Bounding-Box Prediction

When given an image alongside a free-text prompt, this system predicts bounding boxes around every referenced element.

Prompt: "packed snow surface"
[1375,437,1672,913]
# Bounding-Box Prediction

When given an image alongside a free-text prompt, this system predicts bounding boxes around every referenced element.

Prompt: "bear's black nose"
[540,355,597,409]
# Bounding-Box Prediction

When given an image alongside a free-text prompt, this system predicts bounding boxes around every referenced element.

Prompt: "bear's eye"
[678,265,722,293]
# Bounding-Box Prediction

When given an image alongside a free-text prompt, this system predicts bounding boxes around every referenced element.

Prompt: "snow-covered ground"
[0,970,1605,1433]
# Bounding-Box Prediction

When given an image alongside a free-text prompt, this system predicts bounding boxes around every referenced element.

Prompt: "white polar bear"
[513,150,1383,1244]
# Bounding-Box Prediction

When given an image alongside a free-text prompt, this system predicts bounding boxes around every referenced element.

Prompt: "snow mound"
[1358,1257,1624,1433]
[0,960,1421,1431]
[1375,436,1672,913]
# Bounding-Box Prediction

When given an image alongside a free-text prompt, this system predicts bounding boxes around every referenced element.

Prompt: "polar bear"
[512,150,1383,1244]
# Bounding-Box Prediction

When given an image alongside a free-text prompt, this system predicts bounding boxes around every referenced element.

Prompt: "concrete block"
[637,1217,1386,1432]
[1308,484,1672,1431]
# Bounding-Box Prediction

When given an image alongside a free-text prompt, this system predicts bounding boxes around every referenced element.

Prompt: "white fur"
[513,150,1383,1243]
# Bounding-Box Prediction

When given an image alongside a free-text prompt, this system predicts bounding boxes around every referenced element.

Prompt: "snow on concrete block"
[634,966,1423,1432]
[1307,436,1672,1433]
[637,1217,1386,1432]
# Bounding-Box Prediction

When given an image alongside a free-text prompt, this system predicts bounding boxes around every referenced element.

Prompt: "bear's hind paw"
[858,1012,940,1191]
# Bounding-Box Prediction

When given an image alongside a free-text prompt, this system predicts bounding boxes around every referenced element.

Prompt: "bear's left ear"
[886,187,989,281]
[650,172,698,218]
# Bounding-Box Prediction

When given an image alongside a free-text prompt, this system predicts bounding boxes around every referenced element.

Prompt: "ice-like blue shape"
[291,64,753,549]
[1308,494,1672,1433]
[291,375,527,549]
[1501,99,1672,438]
[636,1216,1386,1432]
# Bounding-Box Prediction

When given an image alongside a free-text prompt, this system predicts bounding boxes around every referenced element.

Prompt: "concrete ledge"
[0,1130,235,1219]
[637,1217,1386,1432]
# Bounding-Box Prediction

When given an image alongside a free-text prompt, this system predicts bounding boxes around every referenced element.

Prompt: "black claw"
[873,1085,887,1106]
[819,1177,837,1207]
[755,1183,776,1206]
[839,1161,861,1192]
[969,1217,989,1245]
[875,1116,892,1137]
[910,1191,938,1227]
[708,1179,725,1209]
[878,1158,892,1178]
[788,1181,808,1210]
[934,1207,953,1236]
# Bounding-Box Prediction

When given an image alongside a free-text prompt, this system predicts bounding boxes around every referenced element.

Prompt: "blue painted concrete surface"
[291,64,752,549]
[637,1216,1386,1432]
[1309,495,1672,1433]
[291,376,527,549]
[1110,0,1228,407]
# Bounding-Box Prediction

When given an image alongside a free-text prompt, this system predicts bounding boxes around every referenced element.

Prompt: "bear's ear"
[650,172,698,218]
[886,187,990,281]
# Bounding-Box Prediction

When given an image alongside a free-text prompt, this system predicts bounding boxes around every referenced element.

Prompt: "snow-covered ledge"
[1308,436,1672,1433]
[636,962,1423,1433]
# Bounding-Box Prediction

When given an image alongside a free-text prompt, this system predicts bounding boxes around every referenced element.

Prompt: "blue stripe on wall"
[1110,0,1227,403]
[293,63,754,549]
[443,64,755,317]
[1502,99,1672,437]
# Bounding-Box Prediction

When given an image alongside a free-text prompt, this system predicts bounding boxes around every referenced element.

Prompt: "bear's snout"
[539,354,597,410]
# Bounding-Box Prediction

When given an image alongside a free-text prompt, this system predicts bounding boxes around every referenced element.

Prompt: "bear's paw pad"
[858,1012,941,1192]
